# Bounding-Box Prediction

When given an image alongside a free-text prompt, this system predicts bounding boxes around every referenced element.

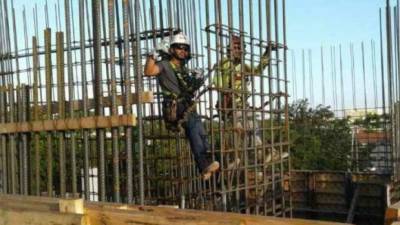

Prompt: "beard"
[171,50,188,61]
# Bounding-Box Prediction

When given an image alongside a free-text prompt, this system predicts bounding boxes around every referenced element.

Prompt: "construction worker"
[212,34,288,163]
[144,32,219,180]
[213,35,270,111]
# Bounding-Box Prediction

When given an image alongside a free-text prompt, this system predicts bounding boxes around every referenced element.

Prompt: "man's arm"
[212,59,230,89]
[250,42,286,75]
[144,55,161,76]
[252,52,270,75]
[211,63,222,88]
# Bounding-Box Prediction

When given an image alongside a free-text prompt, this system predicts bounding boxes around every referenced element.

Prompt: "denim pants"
[182,112,210,173]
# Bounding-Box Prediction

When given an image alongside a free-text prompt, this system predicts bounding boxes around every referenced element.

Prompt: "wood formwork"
[291,170,389,225]
[0,194,351,225]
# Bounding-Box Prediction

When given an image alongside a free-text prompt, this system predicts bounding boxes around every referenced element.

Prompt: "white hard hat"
[170,32,190,47]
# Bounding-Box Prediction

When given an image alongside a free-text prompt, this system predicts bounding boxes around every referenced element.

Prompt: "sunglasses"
[174,45,189,51]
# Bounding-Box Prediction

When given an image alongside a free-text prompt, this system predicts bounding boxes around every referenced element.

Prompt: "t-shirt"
[212,56,269,106]
[156,60,182,98]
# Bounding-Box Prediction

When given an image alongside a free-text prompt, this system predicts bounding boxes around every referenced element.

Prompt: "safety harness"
[158,60,199,132]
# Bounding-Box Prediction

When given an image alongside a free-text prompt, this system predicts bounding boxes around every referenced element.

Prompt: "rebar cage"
[0,0,290,217]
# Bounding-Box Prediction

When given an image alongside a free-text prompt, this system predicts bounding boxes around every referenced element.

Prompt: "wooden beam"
[59,198,84,214]
[0,207,85,225]
[84,202,351,225]
[0,194,351,225]
[0,114,136,134]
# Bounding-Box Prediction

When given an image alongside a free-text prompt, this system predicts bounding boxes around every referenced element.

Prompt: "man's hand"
[149,49,161,61]
[182,68,205,96]
[266,41,288,51]
[262,41,288,57]
[149,37,171,61]
[192,68,205,90]
[192,68,205,80]
[157,37,170,54]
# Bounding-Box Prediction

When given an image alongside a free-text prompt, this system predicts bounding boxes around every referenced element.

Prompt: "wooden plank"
[66,118,81,130]
[43,120,55,130]
[59,198,84,214]
[0,114,137,134]
[315,183,345,194]
[85,202,351,225]
[0,199,58,212]
[315,173,346,182]
[0,194,59,211]
[352,173,390,184]
[0,207,85,225]
[32,121,44,132]
[0,194,351,225]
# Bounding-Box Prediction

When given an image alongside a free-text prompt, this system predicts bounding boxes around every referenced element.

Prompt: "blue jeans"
[183,112,210,173]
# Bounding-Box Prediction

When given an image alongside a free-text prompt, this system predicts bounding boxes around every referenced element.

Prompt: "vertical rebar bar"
[380,8,390,175]
[21,84,29,195]
[92,0,106,201]
[308,49,313,106]
[0,87,6,194]
[8,84,17,194]
[44,28,53,197]
[339,45,345,116]
[56,31,66,197]
[108,0,121,203]
[350,43,357,109]
[79,0,90,201]
[135,0,145,205]
[32,36,40,196]
[386,1,395,179]
[124,0,133,204]
[321,47,326,105]
[361,42,368,115]
[64,0,78,196]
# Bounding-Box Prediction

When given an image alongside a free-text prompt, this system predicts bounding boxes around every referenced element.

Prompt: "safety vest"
[212,56,269,106]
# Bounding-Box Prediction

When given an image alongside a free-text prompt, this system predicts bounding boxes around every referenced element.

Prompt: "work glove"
[181,68,205,97]
[267,41,287,51]
[149,37,170,61]
[191,68,205,81]
[157,37,170,54]
[263,41,288,56]
[191,68,205,90]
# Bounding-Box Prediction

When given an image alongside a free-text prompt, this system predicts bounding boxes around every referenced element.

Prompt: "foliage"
[352,112,390,132]
[289,99,352,171]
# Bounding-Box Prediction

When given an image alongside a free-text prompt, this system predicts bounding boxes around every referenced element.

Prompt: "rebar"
[0,0,290,217]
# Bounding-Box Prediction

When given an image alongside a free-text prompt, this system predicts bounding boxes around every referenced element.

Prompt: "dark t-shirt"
[156,60,182,98]
[157,60,189,123]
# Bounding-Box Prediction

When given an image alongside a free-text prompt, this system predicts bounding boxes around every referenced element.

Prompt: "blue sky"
[286,0,386,49]
[8,0,396,112]
[10,0,389,48]
[285,0,396,112]
[10,0,389,52]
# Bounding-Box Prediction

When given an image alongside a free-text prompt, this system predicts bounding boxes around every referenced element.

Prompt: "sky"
[10,0,389,50]
[286,0,386,49]
[8,0,398,112]
[285,0,396,112]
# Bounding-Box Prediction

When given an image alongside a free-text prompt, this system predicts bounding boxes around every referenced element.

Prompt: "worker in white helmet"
[144,32,219,180]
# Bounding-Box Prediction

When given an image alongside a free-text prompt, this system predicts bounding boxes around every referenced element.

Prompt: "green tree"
[289,100,352,171]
